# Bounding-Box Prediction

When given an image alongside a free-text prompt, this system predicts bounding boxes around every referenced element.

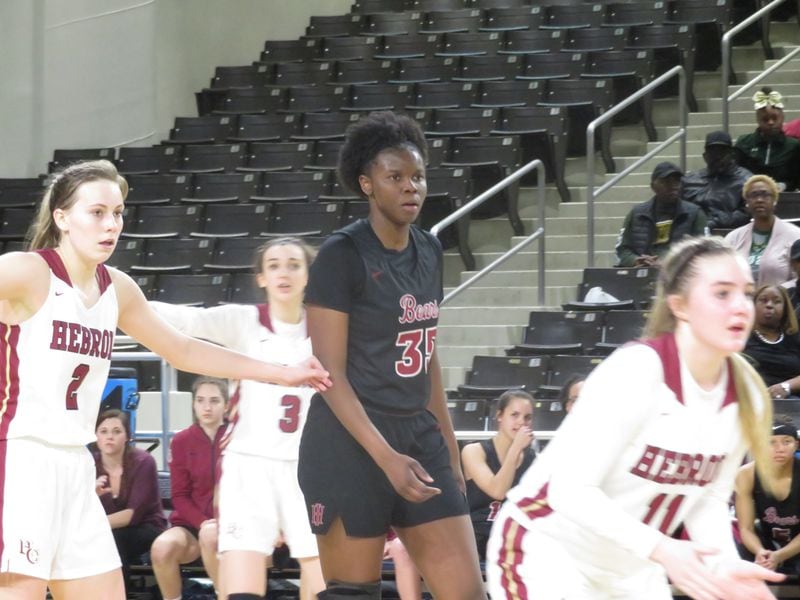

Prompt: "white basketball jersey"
[503,334,760,575]
[151,301,313,460]
[0,250,118,446]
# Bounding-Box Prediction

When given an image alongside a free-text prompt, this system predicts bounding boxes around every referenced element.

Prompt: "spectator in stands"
[486,236,784,599]
[785,118,800,141]
[560,374,586,413]
[743,284,800,398]
[735,420,800,575]
[615,161,707,267]
[682,131,752,232]
[725,174,800,286]
[151,237,326,600]
[298,111,485,600]
[782,239,800,319]
[462,389,536,561]
[93,409,168,596]
[735,87,800,191]
[149,376,228,600]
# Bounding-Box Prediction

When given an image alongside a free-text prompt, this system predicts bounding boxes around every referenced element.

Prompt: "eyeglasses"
[746,190,774,199]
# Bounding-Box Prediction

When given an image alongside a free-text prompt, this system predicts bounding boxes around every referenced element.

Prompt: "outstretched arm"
[113,270,329,390]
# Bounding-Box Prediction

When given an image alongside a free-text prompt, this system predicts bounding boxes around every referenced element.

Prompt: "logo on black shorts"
[310,502,325,528]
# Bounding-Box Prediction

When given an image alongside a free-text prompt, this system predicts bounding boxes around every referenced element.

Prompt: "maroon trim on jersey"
[0,324,21,441]
[34,249,113,294]
[516,482,553,521]
[36,248,71,286]
[638,333,736,409]
[497,515,530,600]
[257,303,274,333]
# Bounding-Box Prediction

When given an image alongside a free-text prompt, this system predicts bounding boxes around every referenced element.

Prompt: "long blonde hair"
[27,160,128,250]
[644,236,775,492]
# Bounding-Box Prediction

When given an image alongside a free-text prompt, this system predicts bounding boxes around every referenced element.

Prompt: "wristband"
[781,382,791,396]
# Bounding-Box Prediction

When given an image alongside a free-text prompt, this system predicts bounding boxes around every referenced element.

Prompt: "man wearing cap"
[615,161,707,267]
[735,86,800,191]
[682,131,752,231]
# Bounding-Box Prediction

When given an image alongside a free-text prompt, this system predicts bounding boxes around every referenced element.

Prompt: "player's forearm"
[739,526,766,556]
[107,508,134,529]
[774,535,800,564]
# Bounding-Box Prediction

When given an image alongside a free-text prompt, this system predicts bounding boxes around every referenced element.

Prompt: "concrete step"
[441,285,575,307]
[704,90,800,112]
[551,200,640,219]
[438,323,524,346]
[437,345,506,369]
[456,263,614,287]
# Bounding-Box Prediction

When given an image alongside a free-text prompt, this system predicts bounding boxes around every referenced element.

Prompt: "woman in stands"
[487,236,785,600]
[151,237,325,600]
[725,174,800,286]
[0,160,329,600]
[93,409,167,595]
[736,419,800,576]
[560,374,586,413]
[462,389,536,561]
[743,284,800,398]
[150,376,228,600]
[298,111,485,600]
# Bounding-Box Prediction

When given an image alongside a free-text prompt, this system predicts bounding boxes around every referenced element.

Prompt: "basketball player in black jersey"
[462,389,536,561]
[298,111,485,599]
[736,421,800,574]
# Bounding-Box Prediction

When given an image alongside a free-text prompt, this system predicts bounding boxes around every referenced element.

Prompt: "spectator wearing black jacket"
[682,131,752,231]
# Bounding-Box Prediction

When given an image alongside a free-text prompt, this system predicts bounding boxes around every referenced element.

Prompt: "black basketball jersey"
[754,458,800,549]
[308,219,443,414]
[466,439,535,536]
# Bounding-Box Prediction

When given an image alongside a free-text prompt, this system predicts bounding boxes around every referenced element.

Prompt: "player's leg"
[48,570,125,600]
[297,557,325,600]
[384,536,423,599]
[0,572,48,600]
[219,550,271,597]
[396,515,484,600]
[150,526,200,599]
[198,519,220,590]
[316,517,385,593]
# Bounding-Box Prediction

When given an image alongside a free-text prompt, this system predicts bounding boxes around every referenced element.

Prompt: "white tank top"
[0,250,118,446]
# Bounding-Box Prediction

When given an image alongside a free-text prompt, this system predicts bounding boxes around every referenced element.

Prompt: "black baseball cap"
[791,239,800,261]
[651,161,683,181]
[705,130,733,147]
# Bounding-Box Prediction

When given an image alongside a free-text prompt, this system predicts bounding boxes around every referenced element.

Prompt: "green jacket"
[735,130,800,190]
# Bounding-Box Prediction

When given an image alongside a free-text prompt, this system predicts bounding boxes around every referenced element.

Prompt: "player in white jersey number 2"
[487,236,785,600]
[0,161,329,600]
[151,237,325,600]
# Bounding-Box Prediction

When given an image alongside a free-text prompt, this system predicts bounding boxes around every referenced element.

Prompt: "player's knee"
[149,535,178,565]
[317,579,381,599]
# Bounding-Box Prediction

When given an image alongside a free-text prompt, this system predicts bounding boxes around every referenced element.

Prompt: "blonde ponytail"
[730,353,776,494]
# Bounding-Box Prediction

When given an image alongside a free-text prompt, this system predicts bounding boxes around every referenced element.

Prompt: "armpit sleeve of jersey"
[544,345,667,559]
[304,234,364,313]
[681,447,745,563]
[150,302,255,354]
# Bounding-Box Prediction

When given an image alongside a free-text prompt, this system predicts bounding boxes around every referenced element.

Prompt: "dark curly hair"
[337,111,428,198]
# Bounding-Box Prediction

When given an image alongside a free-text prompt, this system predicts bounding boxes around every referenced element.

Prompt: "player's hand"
[710,558,783,599]
[281,356,331,391]
[650,538,722,600]
[95,475,111,496]
[381,451,441,503]
[510,426,534,453]
[755,548,774,569]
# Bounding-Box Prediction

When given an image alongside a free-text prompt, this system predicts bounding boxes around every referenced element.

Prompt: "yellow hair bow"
[753,89,784,110]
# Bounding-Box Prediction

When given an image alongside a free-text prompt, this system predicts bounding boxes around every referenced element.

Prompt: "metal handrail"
[431,159,546,306]
[586,65,687,267]
[721,0,788,133]
[111,350,173,465]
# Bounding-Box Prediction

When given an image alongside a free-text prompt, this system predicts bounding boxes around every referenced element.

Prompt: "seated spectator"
[461,389,536,560]
[735,87,800,191]
[93,409,168,596]
[682,130,752,231]
[743,284,800,398]
[782,239,800,319]
[559,374,586,414]
[615,161,707,267]
[726,174,800,286]
[735,420,800,576]
[150,376,228,600]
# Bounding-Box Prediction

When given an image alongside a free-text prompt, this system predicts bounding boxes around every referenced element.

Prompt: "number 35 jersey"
[0,249,117,446]
[150,301,312,460]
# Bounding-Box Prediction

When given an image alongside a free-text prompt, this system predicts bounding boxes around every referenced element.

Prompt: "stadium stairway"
[437,21,800,391]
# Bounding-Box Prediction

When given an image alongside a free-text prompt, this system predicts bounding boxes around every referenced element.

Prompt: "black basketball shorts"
[298,396,468,538]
